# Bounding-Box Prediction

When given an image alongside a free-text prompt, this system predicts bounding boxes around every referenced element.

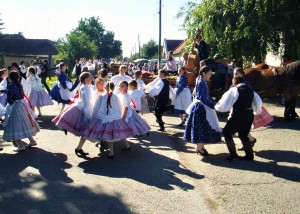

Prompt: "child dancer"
[183,66,222,156]
[146,69,175,132]
[52,72,94,156]
[0,68,8,107]
[118,81,150,149]
[82,82,134,159]
[3,71,40,152]
[134,70,146,91]
[94,78,106,100]
[174,67,192,126]
[50,62,79,112]
[215,76,262,161]
[232,68,273,150]
[94,77,107,151]
[27,67,53,116]
[128,80,146,113]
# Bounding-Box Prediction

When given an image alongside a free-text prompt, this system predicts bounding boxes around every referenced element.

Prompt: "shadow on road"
[36,115,60,130]
[201,152,300,183]
[268,116,300,131]
[0,148,131,213]
[78,141,204,191]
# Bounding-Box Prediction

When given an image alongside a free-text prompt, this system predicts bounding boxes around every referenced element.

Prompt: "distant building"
[163,39,184,58]
[173,40,186,62]
[0,34,58,69]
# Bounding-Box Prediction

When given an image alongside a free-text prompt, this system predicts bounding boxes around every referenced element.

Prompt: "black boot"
[239,141,254,161]
[226,140,239,160]
[157,117,165,132]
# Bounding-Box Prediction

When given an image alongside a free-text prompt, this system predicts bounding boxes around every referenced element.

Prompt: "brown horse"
[244,62,300,121]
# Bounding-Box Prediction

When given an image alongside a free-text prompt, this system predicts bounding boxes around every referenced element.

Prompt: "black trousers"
[154,105,166,130]
[40,76,50,94]
[223,111,254,157]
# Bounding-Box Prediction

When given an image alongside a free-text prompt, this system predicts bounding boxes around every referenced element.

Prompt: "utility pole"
[158,0,162,69]
[138,34,141,58]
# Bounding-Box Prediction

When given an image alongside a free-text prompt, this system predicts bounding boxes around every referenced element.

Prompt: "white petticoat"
[186,99,222,132]
[173,88,192,111]
[58,81,76,101]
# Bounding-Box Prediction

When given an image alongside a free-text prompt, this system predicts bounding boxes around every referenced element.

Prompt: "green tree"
[178,0,300,66]
[141,39,158,59]
[129,39,158,61]
[56,16,122,68]
[55,31,98,68]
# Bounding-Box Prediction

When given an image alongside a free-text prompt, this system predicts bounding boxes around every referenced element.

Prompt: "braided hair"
[105,81,115,115]
[78,72,92,99]
[28,66,37,79]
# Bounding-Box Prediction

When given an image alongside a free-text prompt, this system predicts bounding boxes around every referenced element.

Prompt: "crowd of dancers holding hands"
[1,60,271,161]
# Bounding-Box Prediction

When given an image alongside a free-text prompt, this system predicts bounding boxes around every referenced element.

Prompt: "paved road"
[0,104,211,214]
[0,99,299,214]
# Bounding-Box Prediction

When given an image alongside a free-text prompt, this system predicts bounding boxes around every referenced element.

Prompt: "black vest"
[155,78,169,108]
[232,84,254,115]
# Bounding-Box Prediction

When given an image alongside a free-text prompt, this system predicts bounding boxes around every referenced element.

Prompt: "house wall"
[2,54,47,68]
[0,54,56,76]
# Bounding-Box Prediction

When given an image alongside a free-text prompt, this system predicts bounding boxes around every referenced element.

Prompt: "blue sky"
[0,0,199,57]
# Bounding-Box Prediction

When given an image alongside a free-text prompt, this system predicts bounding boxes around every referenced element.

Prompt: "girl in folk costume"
[118,81,151,146]
[133,71,149,114]
[26,67,53,116]
[82,82,134,159]
[50,62,79,112]
[52,72,94,156]
[93,77,107,151]
[183,66,222,156]
[3,71,40,152]
[94,78,106,101]
[9,63,31,95]
[0,67,36,119]
[215,76,262,161]
[232,68,273,151]
[174,67,192,126]
[0,68,9,107]
[128,80,146,113]
[134,70,146,91]
[0,70,6,117]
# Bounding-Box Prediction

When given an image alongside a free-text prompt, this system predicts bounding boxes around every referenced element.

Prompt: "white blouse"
[129,89,146,111]
[77,85,95,120]
[215,83,262,116]
[92,93,122,122]
[26,75,44,92]
[111,74,132,94]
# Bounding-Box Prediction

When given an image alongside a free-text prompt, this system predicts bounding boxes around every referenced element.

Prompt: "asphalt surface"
[0,97,299,214]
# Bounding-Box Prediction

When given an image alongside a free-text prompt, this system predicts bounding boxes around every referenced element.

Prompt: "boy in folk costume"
[215,76,262,161]
[146,69,175,132]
